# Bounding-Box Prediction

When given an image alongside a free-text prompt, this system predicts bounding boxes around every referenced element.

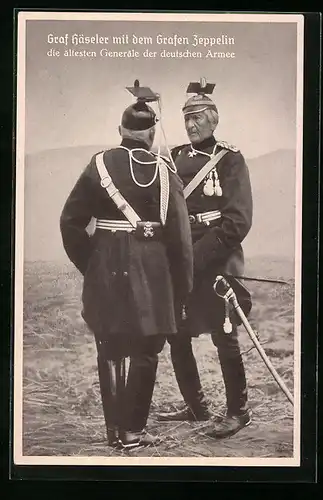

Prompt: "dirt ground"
[20,260,296,460]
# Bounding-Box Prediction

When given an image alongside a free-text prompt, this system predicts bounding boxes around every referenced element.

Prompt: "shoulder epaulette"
[216,140,239,153]
[171,144,190,160]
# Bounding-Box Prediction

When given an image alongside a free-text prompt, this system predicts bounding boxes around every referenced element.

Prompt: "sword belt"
[96,219,136,232]
[96,219,162,239]
[188,210,221,225]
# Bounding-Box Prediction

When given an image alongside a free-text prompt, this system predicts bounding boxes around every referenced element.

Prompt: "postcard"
[13,11,304,468]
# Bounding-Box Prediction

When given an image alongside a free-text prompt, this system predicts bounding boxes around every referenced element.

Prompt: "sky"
[23,18,300,159]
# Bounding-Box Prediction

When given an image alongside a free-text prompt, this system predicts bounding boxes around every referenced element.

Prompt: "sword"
[233,275,290,285]
[213,275,294,406]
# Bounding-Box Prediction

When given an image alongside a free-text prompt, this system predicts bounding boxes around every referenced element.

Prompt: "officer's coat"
[60,138,193,340]
[173,136,253,336]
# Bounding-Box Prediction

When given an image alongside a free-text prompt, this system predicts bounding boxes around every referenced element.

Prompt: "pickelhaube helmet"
[182,77,218,116]
[122,79,159,131]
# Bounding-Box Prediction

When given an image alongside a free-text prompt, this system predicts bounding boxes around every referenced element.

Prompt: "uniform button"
[123,271,128,276]
[112,271,116,276]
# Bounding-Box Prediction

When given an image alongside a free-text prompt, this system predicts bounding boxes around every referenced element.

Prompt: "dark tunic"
[60,138,193,340]
[172,135,253,336]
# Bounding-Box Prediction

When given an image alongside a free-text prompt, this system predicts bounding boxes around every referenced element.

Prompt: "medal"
[212,169,222,197]
[213,180,222,197]
[203,177,214,196]
[203,169,222,197]
[189,145,223,197]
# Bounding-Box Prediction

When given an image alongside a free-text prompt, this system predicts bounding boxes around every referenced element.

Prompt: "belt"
[96,219,135,232]
[188,210,221,226]
[96,219,161,239]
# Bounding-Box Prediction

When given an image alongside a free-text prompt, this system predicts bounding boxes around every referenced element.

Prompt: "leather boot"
[120,349,159,431]
[97,351,121,447]
[208,329,251,439]
[119,430,161,449]
[205,409,252,439]
[156,394,211,422]
[107,428,120,447]
[157,336,211,421]
[218,349,249,418]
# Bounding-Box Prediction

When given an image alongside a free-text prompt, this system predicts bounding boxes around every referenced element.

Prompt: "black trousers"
[167,324,248,416]
[96,335,166,434]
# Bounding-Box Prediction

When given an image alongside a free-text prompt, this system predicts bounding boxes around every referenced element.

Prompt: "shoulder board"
[171,144,190,160]
[216,140,239,153]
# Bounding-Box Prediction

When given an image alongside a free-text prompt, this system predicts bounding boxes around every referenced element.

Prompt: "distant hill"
[21,145,297,278]
[243,149,296,261]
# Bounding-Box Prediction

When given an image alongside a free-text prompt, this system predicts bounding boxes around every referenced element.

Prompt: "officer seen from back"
[60,81,193,449]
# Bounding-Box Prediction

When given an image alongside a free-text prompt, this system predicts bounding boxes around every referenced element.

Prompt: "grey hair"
[119,125,155,146]
[204,108,219,130]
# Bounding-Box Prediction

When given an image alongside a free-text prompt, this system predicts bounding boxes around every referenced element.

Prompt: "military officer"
[60,82,193,449]
[157,79,253,439]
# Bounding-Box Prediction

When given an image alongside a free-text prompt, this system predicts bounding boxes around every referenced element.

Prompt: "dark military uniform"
[60,137,193,444]
[161,133,253,424]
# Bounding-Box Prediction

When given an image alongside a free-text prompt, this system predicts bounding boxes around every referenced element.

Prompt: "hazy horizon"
[23,146,297,269]
[24,142,296,161]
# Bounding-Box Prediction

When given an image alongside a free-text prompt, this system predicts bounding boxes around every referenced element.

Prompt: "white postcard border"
[13,10,305,468]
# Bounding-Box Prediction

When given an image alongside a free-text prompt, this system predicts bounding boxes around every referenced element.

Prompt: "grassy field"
[21,259,296,459]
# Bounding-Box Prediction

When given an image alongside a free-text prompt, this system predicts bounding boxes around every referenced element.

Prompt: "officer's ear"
[149,126,156,142]
[206,109,219,132]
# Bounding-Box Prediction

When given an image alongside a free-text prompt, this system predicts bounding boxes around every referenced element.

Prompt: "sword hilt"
[213,275,239,308]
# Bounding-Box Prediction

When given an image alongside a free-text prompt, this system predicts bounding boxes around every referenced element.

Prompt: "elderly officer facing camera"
[60,81,193,450]
[157,78,254,440]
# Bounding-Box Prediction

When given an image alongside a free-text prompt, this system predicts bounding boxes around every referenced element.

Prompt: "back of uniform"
[60,140,193,343]
[59,86,193,448]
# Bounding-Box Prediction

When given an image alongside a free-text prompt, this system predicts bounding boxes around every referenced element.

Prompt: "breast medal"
[203,168,222,197]
[203,177,215,196]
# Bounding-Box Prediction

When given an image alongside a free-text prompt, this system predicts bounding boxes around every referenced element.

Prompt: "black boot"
[107,428,119,447]
[205,409,252,439]
[207,331,251,439]
[156,406,210,422]
[156,336,211,421]
[219,349,249,418]
[118,338,166,447]
[119,430,161,449]
[157,391,210,421]
[120,349,159,431]
[97,351,121,447]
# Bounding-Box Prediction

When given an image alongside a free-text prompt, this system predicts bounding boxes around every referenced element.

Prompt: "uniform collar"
[191,135,216,151]
[120,138,150,151]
